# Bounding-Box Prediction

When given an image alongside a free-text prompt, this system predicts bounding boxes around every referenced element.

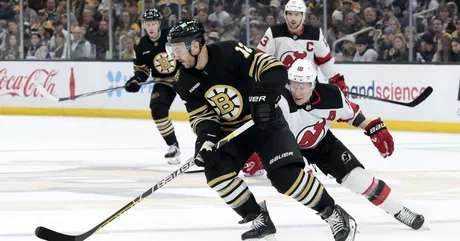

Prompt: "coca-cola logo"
[0,68,57,98]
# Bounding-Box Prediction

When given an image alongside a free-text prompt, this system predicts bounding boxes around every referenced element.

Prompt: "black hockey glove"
[125,76,143,93]
[249,87,281,131]
[194,140,220,167]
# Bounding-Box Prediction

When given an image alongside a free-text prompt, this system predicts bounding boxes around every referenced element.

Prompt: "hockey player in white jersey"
[279,59,425,230]
[256,0,346,94]
[243,0,348,177]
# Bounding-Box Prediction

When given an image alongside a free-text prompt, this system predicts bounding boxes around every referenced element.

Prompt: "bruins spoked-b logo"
[154,52,176,74]
[205,85,243,121]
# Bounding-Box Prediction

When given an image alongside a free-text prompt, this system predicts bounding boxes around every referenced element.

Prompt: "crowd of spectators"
[0,0,460,62]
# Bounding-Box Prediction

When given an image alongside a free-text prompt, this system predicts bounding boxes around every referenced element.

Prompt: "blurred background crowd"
[1,0,460,62]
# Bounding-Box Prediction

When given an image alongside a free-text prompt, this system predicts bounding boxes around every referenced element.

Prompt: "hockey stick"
[168,86,433,176]
[184,169,205,174]
[348,86,433,107]
[32,77,173,102]
[35,120,255,241]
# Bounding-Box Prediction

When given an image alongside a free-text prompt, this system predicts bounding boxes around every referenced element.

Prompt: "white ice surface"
[1,116,459,241]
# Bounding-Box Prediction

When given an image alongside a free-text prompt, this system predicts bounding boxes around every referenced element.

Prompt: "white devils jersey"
[256,24,337,79]
[278,83,361,149]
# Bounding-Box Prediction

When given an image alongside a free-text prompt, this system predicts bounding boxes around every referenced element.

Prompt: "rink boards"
[0,61,459,133]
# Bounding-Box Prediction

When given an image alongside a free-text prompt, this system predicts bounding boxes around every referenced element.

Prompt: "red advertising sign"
[0,68,57,98]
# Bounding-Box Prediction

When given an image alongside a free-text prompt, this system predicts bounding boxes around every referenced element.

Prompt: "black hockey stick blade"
[348,86,433,107]
[35,158,195,241]
[35,226,87,241]
[35,120,254,241]
[32,77,173,102]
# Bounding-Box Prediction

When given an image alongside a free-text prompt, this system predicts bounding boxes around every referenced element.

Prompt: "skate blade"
[346,219,358,241]
[166,157,181,165]
[417,220,430,231]
[244,234,278,241]
[419,224,430,231]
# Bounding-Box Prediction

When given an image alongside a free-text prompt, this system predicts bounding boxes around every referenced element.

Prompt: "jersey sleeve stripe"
[188,105,208,117]
[314,52,333,66]
[248,53,260,79]
[190,108,219,125]
[192,116,220,134]
[259,62,284,79]
[250,53,280,82]
[134,64,150,76]
[256,57,272,81]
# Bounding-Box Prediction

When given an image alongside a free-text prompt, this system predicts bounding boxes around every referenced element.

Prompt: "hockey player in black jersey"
[124,8,181,164]
[278,59,425,231]
[168,19,357,241]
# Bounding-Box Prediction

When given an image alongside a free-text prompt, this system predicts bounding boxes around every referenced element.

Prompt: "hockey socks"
[153,116,178,145]
[270,166,335,212]
[342,167,403,215]
[362,178,403,215]
[207,172,261,217]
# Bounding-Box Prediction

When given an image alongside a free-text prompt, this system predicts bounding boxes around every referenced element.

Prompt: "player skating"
[243,0,347,177]
[124,8,181,164]
[168,19,357,241]
[279,59,425,230]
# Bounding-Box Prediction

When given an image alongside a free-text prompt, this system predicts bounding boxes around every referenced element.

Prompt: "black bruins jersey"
[133,28,179,87]
[173,41,285,135]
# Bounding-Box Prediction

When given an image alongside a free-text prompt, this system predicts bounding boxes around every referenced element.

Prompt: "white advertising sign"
[0,62,185,111]
[324,64,460,123]
[1,62,459,124]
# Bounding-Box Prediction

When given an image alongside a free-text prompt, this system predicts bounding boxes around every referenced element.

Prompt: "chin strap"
[189,43,204,69]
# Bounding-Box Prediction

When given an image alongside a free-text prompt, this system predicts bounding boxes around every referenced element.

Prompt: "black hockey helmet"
[167,19,205,47]
[167,19,206,68]
[142,8,161,21]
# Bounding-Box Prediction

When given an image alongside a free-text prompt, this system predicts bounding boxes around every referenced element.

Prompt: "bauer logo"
[269,151,293,165]
[106,70,153,97]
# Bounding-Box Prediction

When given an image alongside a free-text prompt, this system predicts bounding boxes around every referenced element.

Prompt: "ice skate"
[394,206,425,230]
[319,205,357,241]
[165,142,180,164]
[240,201,277,241]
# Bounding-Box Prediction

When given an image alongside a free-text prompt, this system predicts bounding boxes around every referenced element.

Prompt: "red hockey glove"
[242,153,264,177]
[364,118,394,158]
[329,74,348,96]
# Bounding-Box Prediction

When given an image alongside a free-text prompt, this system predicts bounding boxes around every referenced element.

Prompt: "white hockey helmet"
[285,0,307,13]
[288,59,317,86]
[284,0,307,24]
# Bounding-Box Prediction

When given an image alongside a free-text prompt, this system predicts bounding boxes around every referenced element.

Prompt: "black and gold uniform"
[125,8,181,164]
[169,19,347,241]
